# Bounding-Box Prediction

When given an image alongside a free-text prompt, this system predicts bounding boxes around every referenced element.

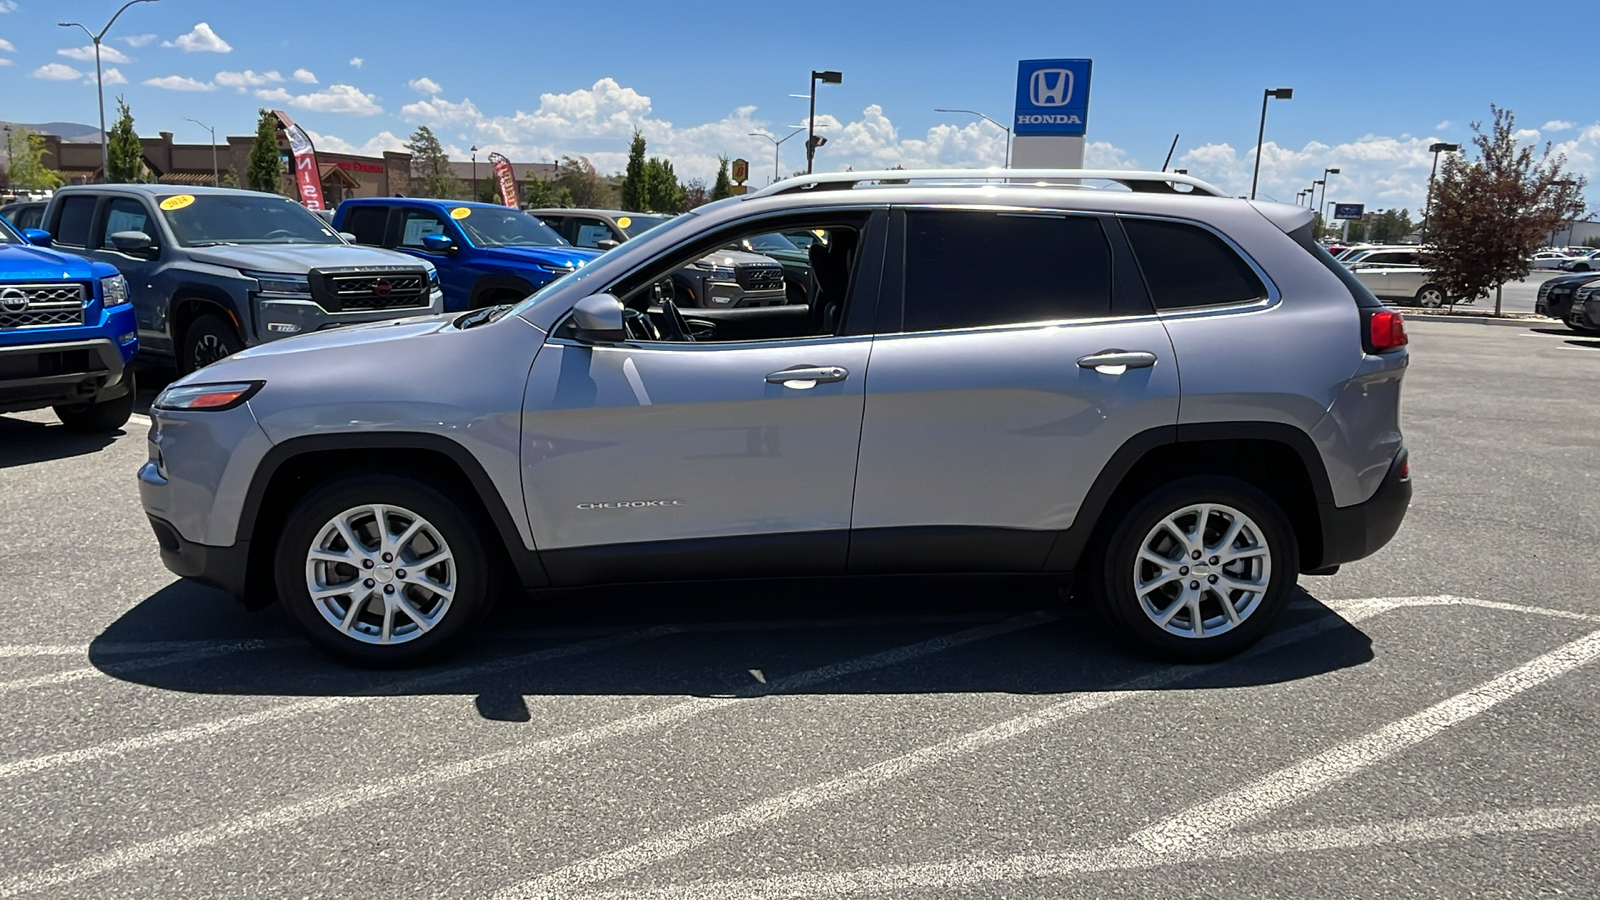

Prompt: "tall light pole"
[749,129,804,184]
[1422,141,1460,235]
[59,0,159,183]
[1250,87,1293,200]
[470,145,478,200]
[186,118,217,185]
[933,107,1011,168]
[805,69,842,175]
[1318,167,1340,213]
[1310,181,1323,208]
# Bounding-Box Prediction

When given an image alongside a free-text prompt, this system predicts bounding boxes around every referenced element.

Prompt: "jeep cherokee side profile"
[139,169,1411,667]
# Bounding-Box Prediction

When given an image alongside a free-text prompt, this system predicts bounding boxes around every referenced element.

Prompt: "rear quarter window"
[1121,217,1268,310]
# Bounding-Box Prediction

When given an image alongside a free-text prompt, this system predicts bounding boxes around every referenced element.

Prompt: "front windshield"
[744,232,802,253]
[160,193,343,247]
[453,207,570,248]
[618,214,671,238]
[0,218,17,244]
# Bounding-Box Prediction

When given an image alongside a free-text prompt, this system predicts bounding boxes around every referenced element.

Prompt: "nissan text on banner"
[489,152,519,208]
[272,109,326,211]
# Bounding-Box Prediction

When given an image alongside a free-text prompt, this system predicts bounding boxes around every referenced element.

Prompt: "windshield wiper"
[187,240,238,247]
[457,304,511,330]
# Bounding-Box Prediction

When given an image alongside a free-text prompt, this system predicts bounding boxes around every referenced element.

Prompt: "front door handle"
[766,365,849,388]
[1077,349,1158,374]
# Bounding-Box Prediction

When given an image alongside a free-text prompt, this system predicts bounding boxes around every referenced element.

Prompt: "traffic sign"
[731,158,749,185]
[1014,58,1092,137]
[1333,203,1365,220]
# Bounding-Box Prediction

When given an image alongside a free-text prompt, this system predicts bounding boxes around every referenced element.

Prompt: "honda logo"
[1029,68,1073,107]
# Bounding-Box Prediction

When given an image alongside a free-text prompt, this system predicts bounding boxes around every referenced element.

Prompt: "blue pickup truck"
[332,198,600,311]
[0,218,138,431]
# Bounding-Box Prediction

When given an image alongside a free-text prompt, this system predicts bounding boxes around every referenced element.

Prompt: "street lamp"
[1250,87,1293,200]
[186,118,217,186]
[805,69,842,174]
[749,129,804,185]
[1318,167,1340,213]
[1422,142,1460,234]
[933,107,1011,168]
[59,0,159,183]
[470,145,478,200]
[1311,181,1324,208]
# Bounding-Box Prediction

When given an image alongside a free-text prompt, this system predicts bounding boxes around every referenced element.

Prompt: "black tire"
[53,369,136,433]
[1089,475,1299,663]
[179,312,244,375]
[274,474,496,667]
[1415,284,1446,308]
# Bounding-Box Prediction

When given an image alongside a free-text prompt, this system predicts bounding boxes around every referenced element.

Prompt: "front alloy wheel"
[306,504,457,645]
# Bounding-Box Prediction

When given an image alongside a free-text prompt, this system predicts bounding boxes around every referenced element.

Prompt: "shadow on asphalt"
[89,577,1374,712]
[1565,339,1600,349]
[0,413,123,468]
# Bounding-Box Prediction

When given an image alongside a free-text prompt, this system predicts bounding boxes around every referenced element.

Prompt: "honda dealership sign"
[1014,59,1092,137]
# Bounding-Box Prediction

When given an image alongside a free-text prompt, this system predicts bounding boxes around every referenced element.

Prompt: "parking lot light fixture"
[934,108,1012,168]
[806,69,843,175]
[1250,87,1293,200]
[186,118,217,185]
[750,129,805,185]
[1320,167,1340,212]
[59,0,159,184]
[1423,142,1461,234]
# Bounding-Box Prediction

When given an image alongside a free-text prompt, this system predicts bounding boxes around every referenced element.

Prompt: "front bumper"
[146,513,251,601]
[252,289,446,343]
[1568,297,1598,330]
[1313,448,1412,570]
[0,337,130,414]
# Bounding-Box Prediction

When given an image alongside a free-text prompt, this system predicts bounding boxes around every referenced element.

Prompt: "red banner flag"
[488,152,519,208]
[272,110,326,211]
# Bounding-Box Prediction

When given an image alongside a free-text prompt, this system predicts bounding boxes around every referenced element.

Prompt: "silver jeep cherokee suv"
[138,169,1412,667]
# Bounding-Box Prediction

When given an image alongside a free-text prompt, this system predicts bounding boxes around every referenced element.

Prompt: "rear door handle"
[1076,349,1158,374]
[766,365,849,388]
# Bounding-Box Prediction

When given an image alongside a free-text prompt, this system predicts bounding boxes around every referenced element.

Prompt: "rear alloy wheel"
[275,475,494,666]
[1415,285,1446,308]
[180,313,244,375]
[1093,476,1298,662]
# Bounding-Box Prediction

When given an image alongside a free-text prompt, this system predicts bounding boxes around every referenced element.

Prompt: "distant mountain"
[3,121,103,142]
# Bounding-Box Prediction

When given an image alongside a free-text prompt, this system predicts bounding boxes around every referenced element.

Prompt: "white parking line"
[0,613,1053,899]
[492,597,1411,898]
[578,804,1600,899]
[128,412,151,427]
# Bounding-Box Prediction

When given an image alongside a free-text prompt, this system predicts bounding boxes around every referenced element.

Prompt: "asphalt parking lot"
[1,316,1597,898]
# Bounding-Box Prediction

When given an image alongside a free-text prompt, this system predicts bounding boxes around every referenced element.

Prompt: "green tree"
[553,156,616,209]
[1584,235,1600,249]
[404,125,462,198]
[640,157,685,213]
[710,155,733,201]
[552,186,575,208]
[246,109,284,194]
[106,96,145,183]
[620,129,648,211]
[521,177,556,209]
[1368,208,1414,244]
[1428,106,1587,314]
[4,128,63,191]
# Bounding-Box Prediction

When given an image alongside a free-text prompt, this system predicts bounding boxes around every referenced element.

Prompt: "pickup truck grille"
[735,265,784,292]
[0,283,86,330]
[324,272,429,312]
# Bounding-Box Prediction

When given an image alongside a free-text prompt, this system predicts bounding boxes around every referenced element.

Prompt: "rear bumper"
[146,513,250,602]
[0,337,129,414]
[1313,448,1411,570]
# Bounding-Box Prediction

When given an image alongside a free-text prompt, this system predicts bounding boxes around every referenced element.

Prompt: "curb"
[1406,314,1556,329]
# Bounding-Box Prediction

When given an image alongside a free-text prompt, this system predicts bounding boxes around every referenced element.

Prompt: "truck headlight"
[245,271,313,296]
[427,267,440,289]
[100,274,130,308]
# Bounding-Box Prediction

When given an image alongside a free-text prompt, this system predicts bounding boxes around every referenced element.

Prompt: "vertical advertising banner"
[272,110,326,211]
[488,152,519,208]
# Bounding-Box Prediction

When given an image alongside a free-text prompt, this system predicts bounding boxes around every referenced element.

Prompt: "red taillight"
[1399,456,1410,480]
[1369,309,1408,351]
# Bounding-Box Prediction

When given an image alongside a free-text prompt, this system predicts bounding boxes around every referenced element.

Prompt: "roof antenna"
[1160,134,1180,172]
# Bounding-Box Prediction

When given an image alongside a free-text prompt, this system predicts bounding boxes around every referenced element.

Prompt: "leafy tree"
[246,109,284,194]
[106,96,145,183]
[405,125,462,199]
[621,129,648,211]
[642,157,685,213]
[521,177,556,209]
[710,156,733,201]
[1368,208,1414,244]
[683,177,709,209]
[552,186,575,208]
[1582,235,1600,249]
[1345,220,1368,242]
[553,155,616,209]
[4,128,63,191]
[1428,106,1587,314]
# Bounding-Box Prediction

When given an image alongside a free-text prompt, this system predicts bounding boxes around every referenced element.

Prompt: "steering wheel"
[622,307,660,341]
[659,298,695,342]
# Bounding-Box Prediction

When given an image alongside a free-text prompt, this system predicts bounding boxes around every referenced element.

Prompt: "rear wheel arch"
[468,274,537,309]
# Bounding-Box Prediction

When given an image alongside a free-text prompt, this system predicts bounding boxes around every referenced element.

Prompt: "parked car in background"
[1531,250,1576,269]
[724,230,816,307]
[333,198,600,311]
[1566,281,1600,334]
[527,208,673,250]
[0,201,47,231]
[1535,271,1600,323]
[1340,246,1428,268]
[1346,262,1449,307]
[0,216,138,431]
[38,186,444,373]
[1559,250,1600,272]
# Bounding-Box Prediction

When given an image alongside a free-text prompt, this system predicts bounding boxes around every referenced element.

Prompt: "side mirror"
[338,231,359,244]
[595,238,621,251]
[420,233,456,253]
[571,293,626,343]
[22,228,52,247]
[109,230,155,254]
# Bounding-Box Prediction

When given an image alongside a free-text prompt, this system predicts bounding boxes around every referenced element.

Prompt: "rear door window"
[53,195,99,248]
[1121,218,1268,310]
[342,206,390,246]
[901,210,1113,331]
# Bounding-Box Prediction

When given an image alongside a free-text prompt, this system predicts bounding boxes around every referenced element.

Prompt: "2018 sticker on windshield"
[160,195,195,211]
[450,207,472,220]
[617,216,632,229]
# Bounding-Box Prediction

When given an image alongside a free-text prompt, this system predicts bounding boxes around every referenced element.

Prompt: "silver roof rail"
[746,168,1228,199]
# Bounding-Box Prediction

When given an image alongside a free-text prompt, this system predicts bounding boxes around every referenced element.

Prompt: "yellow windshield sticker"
[450,207,472,220]
[160,194,196,211]
[617,216,632,229]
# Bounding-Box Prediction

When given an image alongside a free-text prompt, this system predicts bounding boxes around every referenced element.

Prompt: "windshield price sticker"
[450,207,472,220]
[617,216,633,229]
[159,195,196,211]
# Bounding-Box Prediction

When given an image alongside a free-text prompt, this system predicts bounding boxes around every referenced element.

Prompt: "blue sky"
[2,0,1586,212]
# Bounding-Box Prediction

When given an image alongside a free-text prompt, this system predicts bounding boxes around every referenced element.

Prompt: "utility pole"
[187,118,217,185]
[59,0,159,182]
[805,69,842,174]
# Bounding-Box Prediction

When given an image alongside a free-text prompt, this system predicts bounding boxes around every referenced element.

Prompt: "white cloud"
[1435,120,1453,131]
[401,94,480,126]
[120,33,157,47]
[142,74,215,91]
[215,69,283,90]
[31,63,82,80]
[99,67,126,85]
[348,56,363,68]
[292,68,317,83]
[1544,120,1577,133]
[163,23,231,53]
[0,1,16,11]
[408,77,442,95]
[0,38,15,52]
[255,83,382,116]
[58,44,131,63]
[304,128,406,157]
[1513,128,1542,143]
[0,59,12,67]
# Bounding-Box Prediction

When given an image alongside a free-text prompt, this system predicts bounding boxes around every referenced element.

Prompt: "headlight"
[100,274,130,307]
[245,271,312,296]
[152,381,263,412]
[426,267,440,288]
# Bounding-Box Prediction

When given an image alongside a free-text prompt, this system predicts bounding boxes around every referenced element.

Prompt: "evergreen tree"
[641,157,685,213]
[105,96,144,183]
[246,110,284,194]
[404,125,462,198]
[4,128,63,191]
[710,156,733,201]
[620,129,648,211]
